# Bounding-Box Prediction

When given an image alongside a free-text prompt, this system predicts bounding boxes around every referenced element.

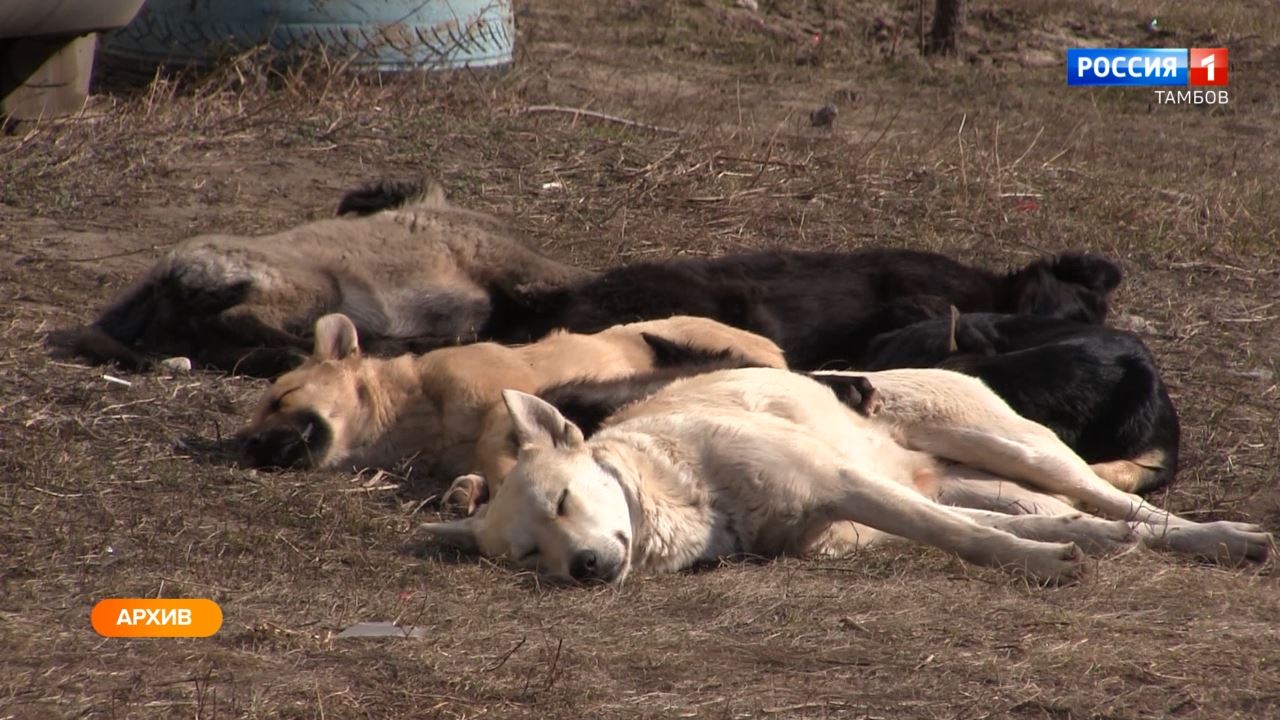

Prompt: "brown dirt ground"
[2,1,1279,718]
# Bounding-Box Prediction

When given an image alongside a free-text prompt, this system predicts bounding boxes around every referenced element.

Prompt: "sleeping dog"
[503,248,1124,370]
[67,173,1123,376]
[475,320,1171,503]
[236,314,785,485]
[66,180,589,376]
[858,312,1180,494]
[421,368,1270,585]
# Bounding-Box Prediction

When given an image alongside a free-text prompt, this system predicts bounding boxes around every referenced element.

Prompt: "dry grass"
[2,1,1279,718]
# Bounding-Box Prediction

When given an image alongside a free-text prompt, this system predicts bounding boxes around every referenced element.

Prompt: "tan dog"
[421,368,1271,585]
[237,314,786,490]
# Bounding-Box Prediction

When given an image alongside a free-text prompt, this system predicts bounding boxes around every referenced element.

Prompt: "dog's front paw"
[443,473,489,516]
[1020,541,1086,585]
[1088,518,1141,557]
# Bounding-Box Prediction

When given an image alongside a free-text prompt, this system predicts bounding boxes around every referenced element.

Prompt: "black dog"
[498,249,1123,371]
[857,312,1179,494]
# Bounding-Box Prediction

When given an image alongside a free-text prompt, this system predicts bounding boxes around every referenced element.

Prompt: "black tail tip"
[336,177,446,216]
[641,332,736,367]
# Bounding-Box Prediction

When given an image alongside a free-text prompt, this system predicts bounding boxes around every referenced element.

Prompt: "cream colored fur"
[421,368,1271,585]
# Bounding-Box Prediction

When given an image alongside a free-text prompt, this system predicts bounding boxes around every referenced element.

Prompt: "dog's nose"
[569,550,599,581]
[238,411,331,469]
[240,426,309,469]
[241,429,300,469]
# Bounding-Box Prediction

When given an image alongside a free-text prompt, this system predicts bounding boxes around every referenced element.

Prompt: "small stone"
[1112,314,1157,335]
[1233,367,1274,383]
[160,356,193,373]
[810,104,837,128]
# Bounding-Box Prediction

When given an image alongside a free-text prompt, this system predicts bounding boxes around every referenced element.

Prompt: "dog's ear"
[313,314,361,361]
[420,518,480,554]
[502,389,586,451]
[1050,252,1123,294]
[421,180,449,208]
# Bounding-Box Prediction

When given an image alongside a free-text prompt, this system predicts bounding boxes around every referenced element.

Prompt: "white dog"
[422,368,1271,584]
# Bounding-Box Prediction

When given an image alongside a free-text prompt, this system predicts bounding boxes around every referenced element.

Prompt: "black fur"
[60,325,152,372]
[538,334,768,437]
[239,408,334,470]
[807,374,881,416]
[505,249,1123,370]
[335,178,427,216]
[67,272,310,377]
[861,313,1180,493]
[638,332,745,369]
[57,270,310,376]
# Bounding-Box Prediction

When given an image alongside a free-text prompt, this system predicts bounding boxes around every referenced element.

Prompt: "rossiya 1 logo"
[1066,48,1228,105]
[1188,48,1228,86]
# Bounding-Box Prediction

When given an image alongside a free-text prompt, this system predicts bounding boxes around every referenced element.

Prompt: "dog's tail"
[336,177,449,216]
[1004,252,1122,324]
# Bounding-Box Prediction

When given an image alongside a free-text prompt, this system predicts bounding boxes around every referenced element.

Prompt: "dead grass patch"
[2,1,1279,717]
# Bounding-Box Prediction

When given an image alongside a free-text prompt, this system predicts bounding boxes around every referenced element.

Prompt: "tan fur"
[1089,449,1171,494]
[239,315,786,484]
[422,368,1271,585]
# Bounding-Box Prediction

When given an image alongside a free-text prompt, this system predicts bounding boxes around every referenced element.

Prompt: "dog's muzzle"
[568,537,627,584]
[238,410,332,469]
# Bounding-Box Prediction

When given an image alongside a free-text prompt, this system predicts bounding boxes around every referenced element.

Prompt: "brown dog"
[67,180,590,376]
[237,313,786,490]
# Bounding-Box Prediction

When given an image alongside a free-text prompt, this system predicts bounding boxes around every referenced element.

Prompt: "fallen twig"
[52,246,160,263]
[519,105,680,135]
[714,154,808,169]
[484,635,528,672]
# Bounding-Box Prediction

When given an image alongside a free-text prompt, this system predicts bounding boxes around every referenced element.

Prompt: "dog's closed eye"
[269,387,300,412]
[556,488,569,517]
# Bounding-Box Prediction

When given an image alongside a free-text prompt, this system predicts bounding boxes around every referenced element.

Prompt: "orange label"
[91,599,222,638]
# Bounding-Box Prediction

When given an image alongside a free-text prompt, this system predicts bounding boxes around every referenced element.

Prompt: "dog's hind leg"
[903,425,1271,565]
[828,466,1085,583]
[934,470,1078,516]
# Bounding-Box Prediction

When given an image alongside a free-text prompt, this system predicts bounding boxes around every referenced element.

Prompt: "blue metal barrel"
[103,0,514,71]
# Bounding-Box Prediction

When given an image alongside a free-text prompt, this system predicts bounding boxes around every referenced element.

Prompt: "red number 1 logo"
[1189,48,1228,86]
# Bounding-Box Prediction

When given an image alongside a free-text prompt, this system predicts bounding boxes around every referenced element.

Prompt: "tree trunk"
[926,0,966,55]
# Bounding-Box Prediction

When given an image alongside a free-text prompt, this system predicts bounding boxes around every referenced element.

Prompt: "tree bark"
[926,0,966,55]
